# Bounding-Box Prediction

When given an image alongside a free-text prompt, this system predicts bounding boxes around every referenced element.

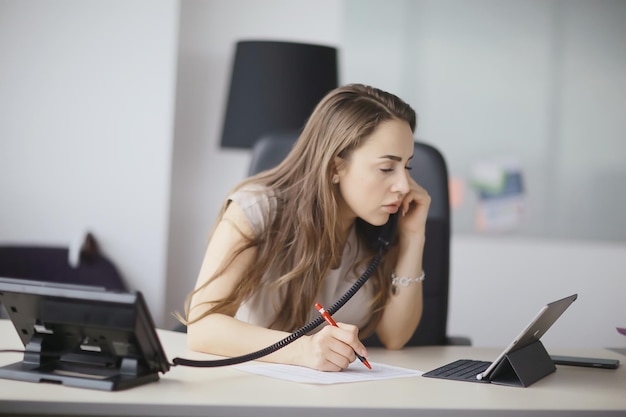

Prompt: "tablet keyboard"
[422,359,491,382]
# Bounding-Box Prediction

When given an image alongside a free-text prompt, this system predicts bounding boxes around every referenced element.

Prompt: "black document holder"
[489,340,556,387]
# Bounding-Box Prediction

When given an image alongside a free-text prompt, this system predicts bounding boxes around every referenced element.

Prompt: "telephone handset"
[377,212,399,252]
[172,214,395,368]
[361,211,398,253]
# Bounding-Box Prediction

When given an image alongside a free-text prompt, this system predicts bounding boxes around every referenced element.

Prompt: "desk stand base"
[489,340,556,387]
[0,360,159,391]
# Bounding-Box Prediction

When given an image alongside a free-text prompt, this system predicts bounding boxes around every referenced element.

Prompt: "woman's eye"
[380,166,412,173]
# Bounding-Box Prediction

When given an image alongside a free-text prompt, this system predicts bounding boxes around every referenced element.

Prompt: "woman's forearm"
[187,313,307,366]
[376,237,425,349]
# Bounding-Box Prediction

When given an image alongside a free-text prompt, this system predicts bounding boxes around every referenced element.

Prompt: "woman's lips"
[382,204,400,214]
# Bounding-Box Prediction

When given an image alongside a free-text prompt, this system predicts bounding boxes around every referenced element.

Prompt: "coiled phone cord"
[171,245,384,368]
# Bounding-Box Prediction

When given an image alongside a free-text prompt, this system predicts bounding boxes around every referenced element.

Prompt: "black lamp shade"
[220,40,338,149]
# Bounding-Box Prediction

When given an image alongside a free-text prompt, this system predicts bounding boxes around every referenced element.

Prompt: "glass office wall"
[343,0,626,242]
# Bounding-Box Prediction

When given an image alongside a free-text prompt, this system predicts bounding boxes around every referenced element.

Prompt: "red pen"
[315,303,372,370]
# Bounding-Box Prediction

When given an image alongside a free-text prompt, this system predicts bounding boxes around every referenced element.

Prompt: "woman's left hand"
[397,177,431,240]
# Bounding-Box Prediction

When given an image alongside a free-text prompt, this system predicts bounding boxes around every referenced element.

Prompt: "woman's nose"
[391,171,411,195]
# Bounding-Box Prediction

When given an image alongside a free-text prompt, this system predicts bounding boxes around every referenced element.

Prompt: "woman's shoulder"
[228,184,277,236]
[229,183,276,208]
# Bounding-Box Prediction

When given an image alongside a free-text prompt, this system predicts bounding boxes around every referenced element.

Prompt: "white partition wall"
[0,0,180,323]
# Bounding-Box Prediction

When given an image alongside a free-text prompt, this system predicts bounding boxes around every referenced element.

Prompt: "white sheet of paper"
[235,361,423,384]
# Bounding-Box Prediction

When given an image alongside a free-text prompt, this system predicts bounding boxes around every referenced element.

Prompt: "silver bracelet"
[391,271,425,295]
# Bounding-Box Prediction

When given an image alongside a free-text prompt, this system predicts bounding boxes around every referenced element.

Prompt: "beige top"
[229,185,374,331]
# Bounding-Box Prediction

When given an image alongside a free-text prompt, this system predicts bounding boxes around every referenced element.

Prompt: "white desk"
[0,319,625,416]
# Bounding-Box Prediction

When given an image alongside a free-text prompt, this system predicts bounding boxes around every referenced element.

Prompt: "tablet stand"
[489,340,556,387]
[0,335,160,391]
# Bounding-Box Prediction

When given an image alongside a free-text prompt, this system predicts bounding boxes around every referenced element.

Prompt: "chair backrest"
[248,133,299,176]
[248,134,451,346]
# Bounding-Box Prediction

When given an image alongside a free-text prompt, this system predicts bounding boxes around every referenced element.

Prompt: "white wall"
[0,0,180,323]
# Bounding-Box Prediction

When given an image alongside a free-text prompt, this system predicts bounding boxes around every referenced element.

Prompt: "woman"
[182,83,430,371]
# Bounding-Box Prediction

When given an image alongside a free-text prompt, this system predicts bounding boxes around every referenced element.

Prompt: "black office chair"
[249,134,470,346]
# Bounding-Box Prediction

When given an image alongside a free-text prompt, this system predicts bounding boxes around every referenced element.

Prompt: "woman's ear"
[333,156,345,177]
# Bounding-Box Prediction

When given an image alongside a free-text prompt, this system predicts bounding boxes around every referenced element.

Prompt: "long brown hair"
[182,83,416,338]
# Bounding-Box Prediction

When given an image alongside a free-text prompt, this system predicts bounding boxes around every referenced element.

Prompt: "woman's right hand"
[300,322,368,371]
